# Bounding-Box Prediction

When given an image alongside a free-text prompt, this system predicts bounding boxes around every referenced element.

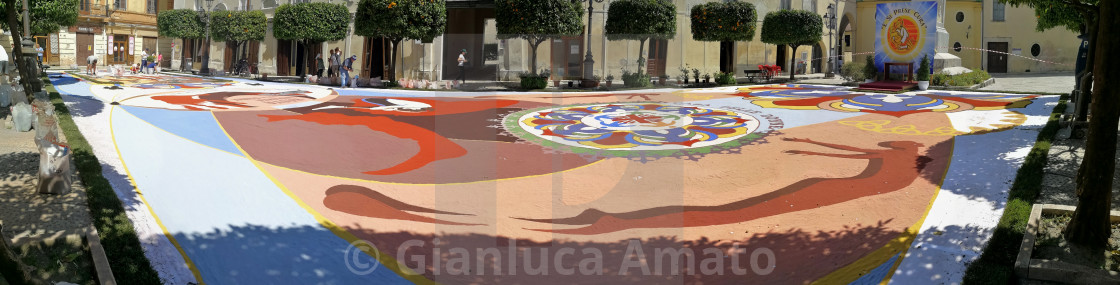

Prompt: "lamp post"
[823,3,837,78]
[198,0,215,76]
[577,0,605,86]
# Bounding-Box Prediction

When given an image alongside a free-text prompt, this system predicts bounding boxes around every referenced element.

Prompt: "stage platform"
[857,80,918,92]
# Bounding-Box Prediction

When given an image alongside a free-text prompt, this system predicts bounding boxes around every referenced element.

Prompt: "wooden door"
[277,39,290,76]
[550,37,583,79]
[646,39,668,77]
[224,41,235,72]
[76,33,93,63]
[987,42,1008,73]
[34,36,51,65]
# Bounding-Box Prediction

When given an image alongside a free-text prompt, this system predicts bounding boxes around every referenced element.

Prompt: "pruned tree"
[605,0,676,76]
[273,2,349,78]
[0,0,79,93]
[691,0,757,73]
[355,0,446,82]
[494,0,581,76]
[760,9,822,81]
[158,9,204,72]
[210,10,266,73]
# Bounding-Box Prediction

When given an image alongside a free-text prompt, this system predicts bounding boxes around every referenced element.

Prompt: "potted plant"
[916,55,931,90]
[679,66,690,84]
[605,74,614,88]
[692,68,701,84]
[863,56,878,83]
[702,73,712,84]
[659,74,668,85]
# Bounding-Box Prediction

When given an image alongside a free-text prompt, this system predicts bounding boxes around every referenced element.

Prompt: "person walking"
[456,49,468,84]
[340,55,355,88]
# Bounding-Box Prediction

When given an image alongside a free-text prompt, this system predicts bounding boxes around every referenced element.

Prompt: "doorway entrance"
[775,45,787,71]
[111,35,130,65]
[987,42,1008,73]
[812,43,823,74]
[277,39,291,76]
[719,41,735,74]
[646,39,669,77]
[77,33,94,65]
[362,37,389,80]
[550,36,583,79]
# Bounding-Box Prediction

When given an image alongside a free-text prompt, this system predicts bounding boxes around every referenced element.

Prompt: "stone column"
[926,0,964,72]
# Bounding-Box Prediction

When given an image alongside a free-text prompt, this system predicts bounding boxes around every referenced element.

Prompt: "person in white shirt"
[456,49,467,84]
[86,54,98,75]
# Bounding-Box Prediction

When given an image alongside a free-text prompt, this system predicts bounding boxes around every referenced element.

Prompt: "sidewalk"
[1036,102,1120,209]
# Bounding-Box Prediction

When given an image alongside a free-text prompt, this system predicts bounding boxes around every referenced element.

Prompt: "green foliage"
[931,70,991,86]
[863,56,878,81]
[690,1,756,42]
[0,0,79,36]
[273,3,349,43]
[1000,0,1097,33]
[356,0,447,42]
[495,0,582,42]
[839,61,866,82]
[917,55,930,81]
[759,9,823,46]
[209,10,267,43]
[621,71,651,87]
[605,0,676,42]
[158,9,204,39]
[518,73,548,89]
[715,72,736,85]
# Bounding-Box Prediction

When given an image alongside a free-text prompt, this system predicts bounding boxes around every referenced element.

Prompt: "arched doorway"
[838,13,854,67]
[812,43,823,74]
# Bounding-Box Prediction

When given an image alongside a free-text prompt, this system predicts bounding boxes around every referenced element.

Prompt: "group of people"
[81,48,162,76]
[314,48,357,88]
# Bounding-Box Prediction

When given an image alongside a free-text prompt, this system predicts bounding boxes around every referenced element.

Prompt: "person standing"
[35,44,43,69]
[456,49,468,84]
[340,55,355,88]
[315,53,324,78]
[140,48,149,74]
[156,52,163,73]
[328,48,340,81]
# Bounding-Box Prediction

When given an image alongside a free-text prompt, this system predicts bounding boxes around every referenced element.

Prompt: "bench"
[744,69,765,83]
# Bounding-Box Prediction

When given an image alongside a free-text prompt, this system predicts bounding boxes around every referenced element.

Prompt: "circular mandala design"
[504,103,780,160]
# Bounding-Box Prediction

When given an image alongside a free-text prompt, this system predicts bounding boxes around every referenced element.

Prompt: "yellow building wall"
[983,0,1078,73]
[944,1,983,69]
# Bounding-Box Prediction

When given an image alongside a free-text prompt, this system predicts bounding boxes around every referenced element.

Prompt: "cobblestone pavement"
[980,73,1076,94]
[0,105,93,247]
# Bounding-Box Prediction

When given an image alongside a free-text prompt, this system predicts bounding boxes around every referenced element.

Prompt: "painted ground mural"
[49,72,1058,284]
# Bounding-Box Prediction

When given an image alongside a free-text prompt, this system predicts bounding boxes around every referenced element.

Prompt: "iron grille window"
[80,0,90,11]
[115,0,126,10]
[781,0,791,10]
[147,0,156,13]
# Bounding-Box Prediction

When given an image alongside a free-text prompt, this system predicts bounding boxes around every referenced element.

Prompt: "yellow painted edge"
[208,111,437,285]
[812,138,956,284]
[109,105,206,283]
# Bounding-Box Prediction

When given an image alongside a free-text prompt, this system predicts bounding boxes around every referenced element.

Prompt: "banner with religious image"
[874,1,937,76]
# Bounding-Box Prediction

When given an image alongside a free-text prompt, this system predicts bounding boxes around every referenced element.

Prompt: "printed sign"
[129,37,134,55]
[874,1,937,75]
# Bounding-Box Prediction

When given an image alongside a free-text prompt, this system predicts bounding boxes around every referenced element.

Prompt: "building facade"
[1,0,1075,78]
[0,0,169,69]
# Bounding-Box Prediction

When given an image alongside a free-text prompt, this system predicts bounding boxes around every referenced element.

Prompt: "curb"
[86,226,117,285]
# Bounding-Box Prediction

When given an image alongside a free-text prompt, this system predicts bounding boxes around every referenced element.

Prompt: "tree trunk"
[529,38,541,76]
[1065,0,1118,250]
[5,0,34,94]
[638,38,647,76]
[388,39,401,82]
[789,44,800,81]
[180,38,189,72]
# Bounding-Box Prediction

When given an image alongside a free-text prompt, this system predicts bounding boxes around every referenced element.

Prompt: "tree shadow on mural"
[170,219,911,284]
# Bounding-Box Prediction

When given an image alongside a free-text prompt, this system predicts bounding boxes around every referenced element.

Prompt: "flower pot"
[917,81,929,90]
[553,80,560,87]
[658,78,666,85]
[605,81,612,88]
[567,81,574,88]
[676,79,682,85]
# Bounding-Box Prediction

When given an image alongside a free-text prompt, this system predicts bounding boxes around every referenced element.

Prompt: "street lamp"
[823,3,837,78]
[576,0,605,86]
[198,0,215,76]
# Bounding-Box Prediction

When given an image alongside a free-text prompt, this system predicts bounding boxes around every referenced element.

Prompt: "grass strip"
[43,78,163,284]
[962,96,1069,284]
